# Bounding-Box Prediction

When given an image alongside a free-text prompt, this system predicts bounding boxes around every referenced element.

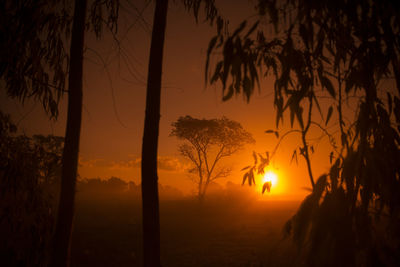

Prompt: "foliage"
[0,111,64,266]
[241,151,269,188]
[0,0,119,118]
[171,115,254,200]
[0,0,72,117]
[1,1,118,266]
[141,1,221,265]
[206,0,400,265]
[182,0,219,24]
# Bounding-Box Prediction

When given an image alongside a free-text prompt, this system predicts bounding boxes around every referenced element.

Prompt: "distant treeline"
[76,177,259,203]
[77,177,183,201]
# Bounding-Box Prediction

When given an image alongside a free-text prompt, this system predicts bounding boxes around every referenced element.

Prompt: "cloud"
[80,156,188,173]
[157,156,189,172]
[79,158,109,168]
[109,158,141,170]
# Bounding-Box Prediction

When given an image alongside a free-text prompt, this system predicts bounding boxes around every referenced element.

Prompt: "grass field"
[71,192,301,266]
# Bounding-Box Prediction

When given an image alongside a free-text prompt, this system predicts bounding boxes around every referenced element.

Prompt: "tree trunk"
[198,177,203,201]
[50,0,86,266]
[141,0,168,266]
[202,180,210,200]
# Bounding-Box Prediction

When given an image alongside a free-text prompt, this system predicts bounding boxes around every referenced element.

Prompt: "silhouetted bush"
[0,112,63,266]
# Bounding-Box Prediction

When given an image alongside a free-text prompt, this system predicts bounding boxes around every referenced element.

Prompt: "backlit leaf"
[241,165,251,171]
[290,149,298,164]
[222,85,234,101]
[262,181,271,194]
[242,173,248,185]
[253,151,258,164]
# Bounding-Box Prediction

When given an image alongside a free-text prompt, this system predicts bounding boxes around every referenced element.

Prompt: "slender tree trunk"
[141,0,168,266]
[200,181,209,202]
[50,0,86,266]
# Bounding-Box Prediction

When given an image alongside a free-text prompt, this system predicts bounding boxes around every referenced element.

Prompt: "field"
[71,192,301,266]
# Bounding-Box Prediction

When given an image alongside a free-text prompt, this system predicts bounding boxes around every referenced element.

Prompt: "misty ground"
[71,190,301,267]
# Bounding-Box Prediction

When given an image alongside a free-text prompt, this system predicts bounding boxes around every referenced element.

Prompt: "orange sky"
[1,0,339,200]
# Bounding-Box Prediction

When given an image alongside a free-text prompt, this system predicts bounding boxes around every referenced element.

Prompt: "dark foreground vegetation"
[71,190,300,267]
[2,0,400,266]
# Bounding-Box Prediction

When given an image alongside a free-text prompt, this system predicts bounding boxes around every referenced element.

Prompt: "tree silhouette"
[206,0,400,265]
[49,1,87,265]
[0,112,64,266]
[171,116,254,201]
[141,1,220,265]
[0,0,71,117]
[1,1,119,266]
[141,1,168,265]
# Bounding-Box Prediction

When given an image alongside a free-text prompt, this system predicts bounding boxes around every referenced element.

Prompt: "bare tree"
[171,116,254,200]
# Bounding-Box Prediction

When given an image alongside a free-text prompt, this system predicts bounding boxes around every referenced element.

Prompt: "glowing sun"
[263,171,278,187]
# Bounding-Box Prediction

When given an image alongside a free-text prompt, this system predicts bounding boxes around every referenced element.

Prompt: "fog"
[72,179,301,266]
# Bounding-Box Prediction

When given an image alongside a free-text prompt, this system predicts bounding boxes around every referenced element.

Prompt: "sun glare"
[263,171,278,187]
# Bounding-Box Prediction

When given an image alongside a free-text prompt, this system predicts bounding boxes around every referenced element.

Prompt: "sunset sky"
[1,0,335,199]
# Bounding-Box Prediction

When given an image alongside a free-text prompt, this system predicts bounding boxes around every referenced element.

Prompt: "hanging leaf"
[253,151,258,164]
[241,165,251,171]
[341,133,347,147]
[232,21,247,37]
[329,151,334,164]
[299,23,309,49]
[290,149,298,164]
[320,76,336,98]
[222,84,234,101]
[206,35,218,80]
[244,21,260,38]
[242,173,249,185]
[326,106,333,125]
[312,93,323,118]
[345,71,355,93]
[249,171,254,186]
[262,181,272,194]
[295,106,304,129]
[243,76,252,101]
[222,38,234,88]
[387,92,392,114]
